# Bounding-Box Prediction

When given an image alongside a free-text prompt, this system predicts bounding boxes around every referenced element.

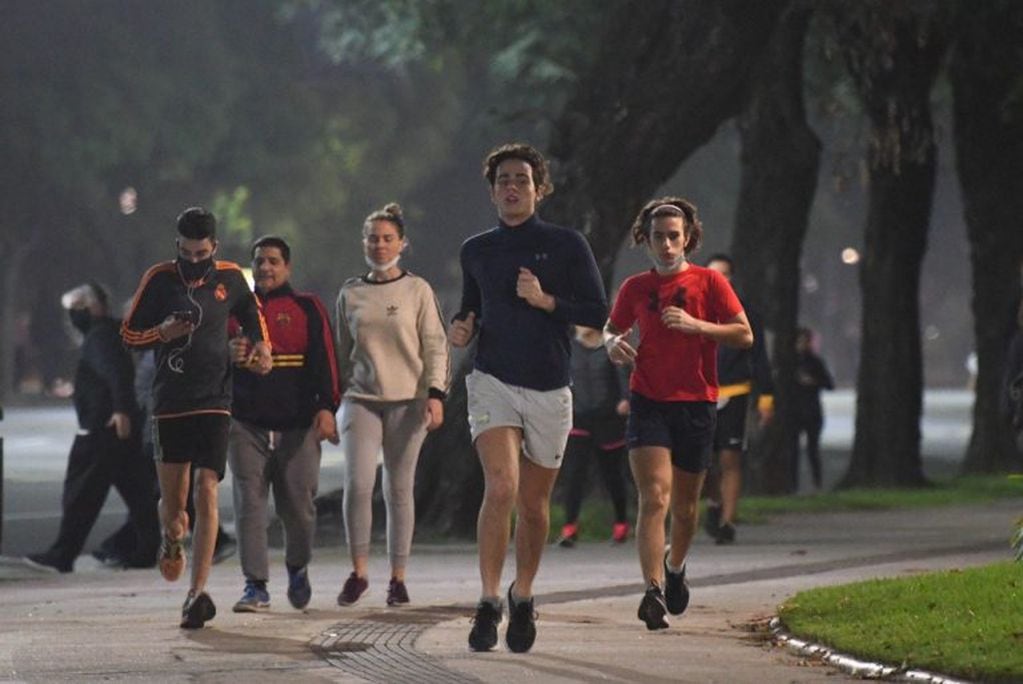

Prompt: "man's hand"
[250,340,273,375]
[425,397,444,431]
[516,268,555,311]
[107,411,132,440]
[158,315,194,342]
[615,398,630,416]
[660,306,703,334]
[605,333,637,366]
[229,336,250,365]
[314,409,339,444]
[449,311,476,348]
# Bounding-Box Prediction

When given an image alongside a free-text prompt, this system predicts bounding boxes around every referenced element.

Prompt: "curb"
[768,617,971,684]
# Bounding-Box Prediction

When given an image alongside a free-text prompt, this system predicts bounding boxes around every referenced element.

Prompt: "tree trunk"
[730,1,821,494]
[835,4,950,487]
[0,234,40,401]
[950,0,1023,474]
[544,0,787,285]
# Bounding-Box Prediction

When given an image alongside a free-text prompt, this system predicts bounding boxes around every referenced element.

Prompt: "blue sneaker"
[232,580,270,613]
[287,565,311,610]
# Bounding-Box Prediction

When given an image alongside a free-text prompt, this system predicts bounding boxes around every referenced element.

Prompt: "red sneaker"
[611,521,630,543]
[557,522,579,548]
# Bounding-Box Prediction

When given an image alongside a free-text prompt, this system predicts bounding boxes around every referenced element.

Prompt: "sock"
[481,595,501,610]
[510,588,532,606]
[667,557,685,574]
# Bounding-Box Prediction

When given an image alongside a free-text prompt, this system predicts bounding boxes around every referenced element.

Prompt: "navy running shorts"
[625,392,715,473]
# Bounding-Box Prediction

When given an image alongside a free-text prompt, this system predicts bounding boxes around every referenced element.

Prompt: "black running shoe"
[468,601,502,652]
[715,521,736,545]
[180,591,216,629]
[637,583,669,630]
[505,583,537,653]
[663,553,690,616]
[703,503,722,540]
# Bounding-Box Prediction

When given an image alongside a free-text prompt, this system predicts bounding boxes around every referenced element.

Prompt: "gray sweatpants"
[228,418,322,583]
[340,397,428,572]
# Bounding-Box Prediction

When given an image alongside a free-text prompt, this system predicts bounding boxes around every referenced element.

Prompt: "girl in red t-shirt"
[604,197,752,630]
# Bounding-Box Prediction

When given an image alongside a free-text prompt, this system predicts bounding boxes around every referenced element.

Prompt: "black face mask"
[177,256,214,283]
[68,308,92,333]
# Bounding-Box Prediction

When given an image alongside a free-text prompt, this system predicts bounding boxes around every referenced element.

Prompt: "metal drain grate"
[313,609,481,684]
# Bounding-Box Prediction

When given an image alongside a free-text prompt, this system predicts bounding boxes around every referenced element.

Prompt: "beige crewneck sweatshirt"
[335,271,450,402]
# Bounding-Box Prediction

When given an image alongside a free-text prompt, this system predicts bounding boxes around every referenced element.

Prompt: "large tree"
[544,0,787,287]
[729,0,822,494]
[949,0,1023,474]
[832,2,951,487]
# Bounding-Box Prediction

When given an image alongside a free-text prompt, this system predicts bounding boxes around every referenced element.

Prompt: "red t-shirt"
[609,265,743,402]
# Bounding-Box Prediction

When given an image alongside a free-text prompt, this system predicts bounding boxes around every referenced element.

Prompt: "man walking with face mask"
[24,282,160,573]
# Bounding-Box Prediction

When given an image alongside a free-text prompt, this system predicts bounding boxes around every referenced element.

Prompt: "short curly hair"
[630,196,703,256]
[482,143,554,197]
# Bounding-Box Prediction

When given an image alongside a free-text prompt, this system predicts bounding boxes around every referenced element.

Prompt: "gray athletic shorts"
[465,369,572,469]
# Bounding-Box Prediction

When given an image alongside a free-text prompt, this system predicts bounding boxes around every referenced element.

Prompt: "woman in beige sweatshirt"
[334,203,450,607]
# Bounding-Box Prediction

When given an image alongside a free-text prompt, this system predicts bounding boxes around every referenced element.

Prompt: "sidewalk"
[0,499,1018,683]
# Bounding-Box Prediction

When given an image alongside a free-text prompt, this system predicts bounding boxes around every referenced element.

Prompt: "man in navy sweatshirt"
[449,143,607,653]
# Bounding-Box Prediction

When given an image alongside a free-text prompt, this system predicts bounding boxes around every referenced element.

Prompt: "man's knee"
[483,474,517,510]
[638,483,671,515]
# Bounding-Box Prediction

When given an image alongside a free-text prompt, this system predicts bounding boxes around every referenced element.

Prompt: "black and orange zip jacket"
[121,260,269,419]
[228,283,341,431]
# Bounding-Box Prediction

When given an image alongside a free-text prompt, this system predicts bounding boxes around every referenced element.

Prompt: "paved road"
[0,499,1016,683]
[0,390,974,557]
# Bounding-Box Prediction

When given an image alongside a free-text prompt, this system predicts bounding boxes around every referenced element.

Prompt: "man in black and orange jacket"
[122,207,271,629]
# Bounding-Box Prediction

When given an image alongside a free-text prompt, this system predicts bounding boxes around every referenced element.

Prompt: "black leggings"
[561,434,629,525]
[792,415,823,489]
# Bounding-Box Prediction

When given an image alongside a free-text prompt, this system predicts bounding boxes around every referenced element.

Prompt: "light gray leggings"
[340,398,428,572]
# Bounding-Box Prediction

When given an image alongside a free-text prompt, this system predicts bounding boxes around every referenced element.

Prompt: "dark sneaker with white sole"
[637,583,669,630]
[181,591,216,629]
[468,601,502,652]
[233,581,270,613]
[386,577,410,606]
[505,583,537,653]
[663,553,690,616]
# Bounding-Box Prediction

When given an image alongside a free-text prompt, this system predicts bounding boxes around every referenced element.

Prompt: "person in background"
[702,254,773,544]
[604,198,751,631]
[24,282,159,573]
[335,203,449,609]
[122,207,271,629]
[95,349,239,568]
[228,235,340,613]
[791,326,834,490]
[556,325,632,547]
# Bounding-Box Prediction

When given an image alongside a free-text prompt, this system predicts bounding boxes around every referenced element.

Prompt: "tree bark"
[544,0,787,286]
[730,1,821,494]
[950,0,1023,474]
[834,4,950,487]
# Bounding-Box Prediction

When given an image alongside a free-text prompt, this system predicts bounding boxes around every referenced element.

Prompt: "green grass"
[778,562,1023,682]
[549,475,1023,541]
[738,474,1023,524]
